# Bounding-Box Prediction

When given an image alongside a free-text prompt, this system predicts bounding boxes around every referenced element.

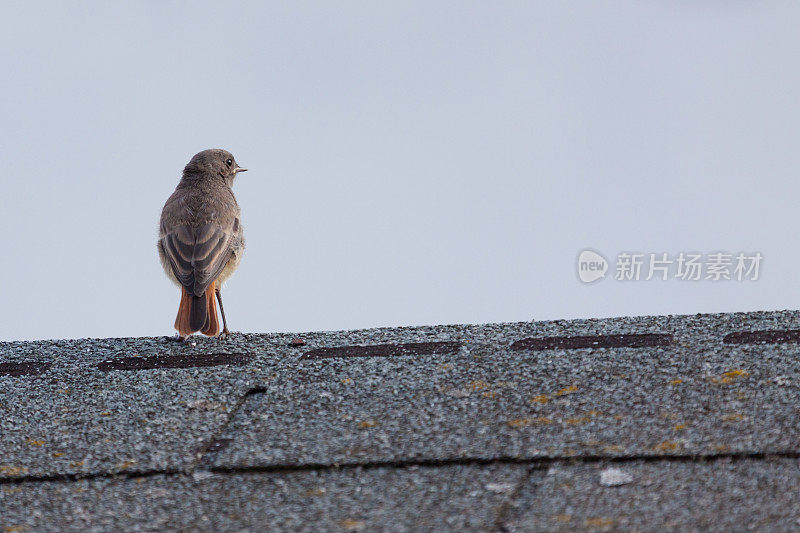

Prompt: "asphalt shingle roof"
[3,310,800,531]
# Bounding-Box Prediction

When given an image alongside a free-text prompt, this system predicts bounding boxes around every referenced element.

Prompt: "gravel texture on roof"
[1,464,528,532]
[503,457,800,532]
[2,310,800,530]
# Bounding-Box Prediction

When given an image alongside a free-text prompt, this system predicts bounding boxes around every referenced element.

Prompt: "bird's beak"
[235,166,248,173]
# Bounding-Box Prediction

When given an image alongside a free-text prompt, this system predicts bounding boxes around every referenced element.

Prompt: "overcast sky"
[2,2,799,341]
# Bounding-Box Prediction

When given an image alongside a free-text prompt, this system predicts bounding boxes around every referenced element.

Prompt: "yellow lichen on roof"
[565,410,601,426]
[0,465,28,477]
[585,517,616,528]
[566,416,591,425]
[711,369,750,384]
[554,385,579,396]
[507,417,552,428]
[116,460,137,470]
[339,519,366,532]
[653,440,680,452]
[723,369,748,378]
[466,380,489,391]
[721,413,745,422]
[303,487,326,497]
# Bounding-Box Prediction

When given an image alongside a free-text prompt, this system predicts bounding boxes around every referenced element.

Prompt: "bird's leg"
[215,284,231,341]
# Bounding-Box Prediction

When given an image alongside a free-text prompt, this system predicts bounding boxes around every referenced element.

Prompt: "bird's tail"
[174,281,219,337]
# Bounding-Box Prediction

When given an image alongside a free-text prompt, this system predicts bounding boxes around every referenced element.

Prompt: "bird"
[158,149,247,341]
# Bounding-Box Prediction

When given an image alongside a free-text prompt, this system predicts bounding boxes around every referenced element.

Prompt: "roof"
[3,310,800,531]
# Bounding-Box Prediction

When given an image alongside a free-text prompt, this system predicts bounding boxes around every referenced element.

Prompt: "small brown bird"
[158,149,246,341]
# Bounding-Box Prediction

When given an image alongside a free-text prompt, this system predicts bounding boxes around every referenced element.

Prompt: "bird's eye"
[226,158,233,166]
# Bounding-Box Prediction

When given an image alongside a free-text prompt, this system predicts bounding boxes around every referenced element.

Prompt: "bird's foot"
[166,334,189,343]
[217,329,231,341]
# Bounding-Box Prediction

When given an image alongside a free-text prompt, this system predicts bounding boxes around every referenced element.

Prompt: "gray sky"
[2,2,799,341]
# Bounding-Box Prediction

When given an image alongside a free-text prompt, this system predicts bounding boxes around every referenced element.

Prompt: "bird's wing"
[160,221,234,297]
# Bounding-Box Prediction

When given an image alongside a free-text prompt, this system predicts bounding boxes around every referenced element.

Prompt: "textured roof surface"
[3,310,800,531]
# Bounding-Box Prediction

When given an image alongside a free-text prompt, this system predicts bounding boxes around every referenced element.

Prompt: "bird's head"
[183,149,247,185]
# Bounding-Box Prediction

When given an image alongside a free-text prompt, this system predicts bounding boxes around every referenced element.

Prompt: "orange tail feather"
[202,281,220,337]
[175,287,194,337]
